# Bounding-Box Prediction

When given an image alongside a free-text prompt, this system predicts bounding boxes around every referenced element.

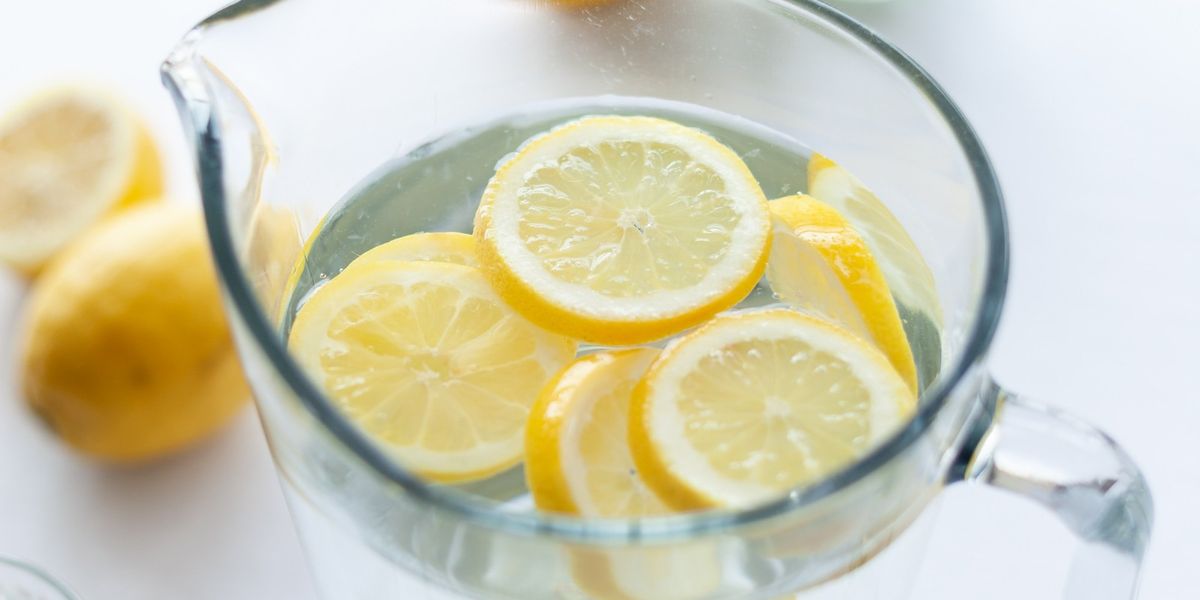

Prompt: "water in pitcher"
[279,96,943,599]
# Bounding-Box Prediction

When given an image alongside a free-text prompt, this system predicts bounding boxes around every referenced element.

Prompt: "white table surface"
[1,1,1196,598]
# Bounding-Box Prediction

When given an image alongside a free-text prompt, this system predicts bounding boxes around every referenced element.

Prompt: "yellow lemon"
[630,309,913,510]
[807,154,941,327]
[19,203,248,461]
[355,231,477,268]
[526,348,723,599]
[525,348,727,600]
[767,194,917,394]
[525,347,667,517]
[0,86,162,275]
[281,231,476,321]
[288,259,577,483]
[475,115,771,345]
[568,542,722,600]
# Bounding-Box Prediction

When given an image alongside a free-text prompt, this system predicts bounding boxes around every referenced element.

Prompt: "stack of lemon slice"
[288,115,930,525]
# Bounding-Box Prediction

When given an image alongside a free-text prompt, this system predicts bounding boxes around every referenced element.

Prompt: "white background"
[1,0,1197,598]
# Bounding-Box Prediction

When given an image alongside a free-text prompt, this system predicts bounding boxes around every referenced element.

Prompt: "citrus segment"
[767,194,917,394]
[475,115,771,345]
[288,260,577,482]
[631,309,914,510]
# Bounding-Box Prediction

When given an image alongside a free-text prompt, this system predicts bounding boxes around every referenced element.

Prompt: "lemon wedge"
[807,154,941,328]
[475,115,771,345]
[288,260,577,482]
[355,231,478,268]
[631,309,914,510]
[0,86,161,274]
[767,194,917,394]
[525,347,667,517]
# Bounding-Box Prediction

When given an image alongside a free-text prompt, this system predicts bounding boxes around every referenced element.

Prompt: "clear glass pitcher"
[161,1,1152,598]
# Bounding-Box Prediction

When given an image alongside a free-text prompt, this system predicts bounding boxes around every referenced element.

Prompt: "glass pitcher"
[161,1,1152,598]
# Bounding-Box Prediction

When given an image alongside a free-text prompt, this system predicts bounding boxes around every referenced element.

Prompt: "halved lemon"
[0,86,161,274]
[475,115,771,345]
[767,194,917,394]
[631,309,914,510]
[355,231,478,268]
[288,260,577,482]
[807,154,942,327]
[525,347,667,517]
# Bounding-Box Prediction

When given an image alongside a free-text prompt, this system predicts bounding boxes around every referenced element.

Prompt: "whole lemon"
[19,202,248,461]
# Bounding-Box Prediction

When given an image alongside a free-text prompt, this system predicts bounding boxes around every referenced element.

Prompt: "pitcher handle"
[956,381,1153,599]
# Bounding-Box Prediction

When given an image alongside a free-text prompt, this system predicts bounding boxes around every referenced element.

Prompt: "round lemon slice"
[0,86,161,274]
[631,308,914,510]
[354,231,478,268]
[767,194,918,394]
[525,347,668,517]
[475,115,771,345]
[807,154,942,327]
[526,348,719,600]
[288,260,577,483]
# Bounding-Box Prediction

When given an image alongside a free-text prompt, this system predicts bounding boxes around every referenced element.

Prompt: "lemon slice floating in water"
[526,348,723,600]
[807,154,942,328]
[475,115,771,345]
[355,231,478,268]
[631,308,914,510]
[767,194,918,394]
[289,259,577,483]
[525,347,668,517]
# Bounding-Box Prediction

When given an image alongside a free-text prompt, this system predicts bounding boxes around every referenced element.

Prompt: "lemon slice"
[355,231,478,268]
[526,347,667,517]
[807,154,942,327]
[631,308,914,510]
[288,260,577,482]
[569,542,722,600]
[475,115,771,345]
[0,86,161,274]
[524,349,718,600]
[548,0,619,7]
[767,194,917,394]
